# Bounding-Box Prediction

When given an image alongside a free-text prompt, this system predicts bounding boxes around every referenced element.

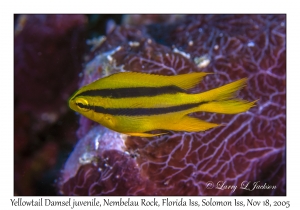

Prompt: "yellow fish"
[69,72,256,137]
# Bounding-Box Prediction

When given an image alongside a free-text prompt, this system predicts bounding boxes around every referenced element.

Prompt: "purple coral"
[14,14,86,195]
[59,15,286,195]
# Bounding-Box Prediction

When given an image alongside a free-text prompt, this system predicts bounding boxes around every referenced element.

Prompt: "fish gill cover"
[56,15,286,195]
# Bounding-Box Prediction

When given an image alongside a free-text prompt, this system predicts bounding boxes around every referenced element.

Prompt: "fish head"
[69,96,91,114]
[69,86,107,124]
[69,93,106,124]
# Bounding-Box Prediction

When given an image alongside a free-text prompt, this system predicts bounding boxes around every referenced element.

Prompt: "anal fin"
[165,116,221,132]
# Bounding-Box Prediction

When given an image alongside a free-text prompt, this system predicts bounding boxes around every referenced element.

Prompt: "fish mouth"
[69,97,91,113]
[68,98,77,111]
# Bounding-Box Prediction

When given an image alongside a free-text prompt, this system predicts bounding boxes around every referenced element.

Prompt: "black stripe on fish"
[75,85,186,98]
[76,102,208,116]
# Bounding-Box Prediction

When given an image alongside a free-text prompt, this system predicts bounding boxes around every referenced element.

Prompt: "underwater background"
[14,14,286,195]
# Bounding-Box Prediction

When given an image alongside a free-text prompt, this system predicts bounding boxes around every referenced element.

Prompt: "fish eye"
[74,98,90,112]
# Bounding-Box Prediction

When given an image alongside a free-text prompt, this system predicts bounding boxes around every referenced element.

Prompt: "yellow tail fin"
[198,99,257,114]
[195,78,257,114]
[198,78,247,101]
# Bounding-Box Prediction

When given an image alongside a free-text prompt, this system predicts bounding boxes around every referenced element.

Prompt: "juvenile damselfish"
[69,72,256,137]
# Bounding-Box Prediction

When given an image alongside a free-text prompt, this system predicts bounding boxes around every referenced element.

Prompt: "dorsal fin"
[83,71,212,91]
